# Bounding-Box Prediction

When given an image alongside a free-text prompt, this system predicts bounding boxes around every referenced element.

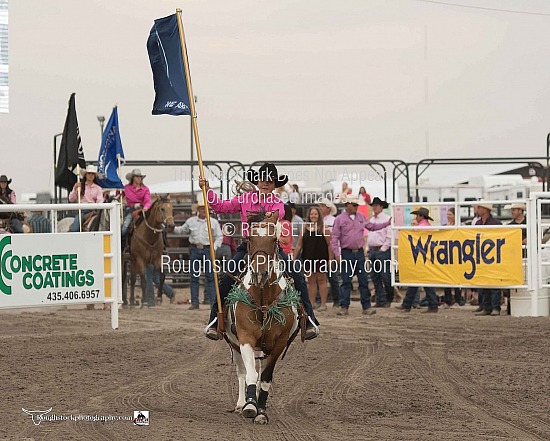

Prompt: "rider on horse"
[0,174,24,233]
[200,162,319,341]
[121,169,151,249]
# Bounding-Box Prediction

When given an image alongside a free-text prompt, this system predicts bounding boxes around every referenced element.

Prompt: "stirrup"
[203,317,220,340]
[305,316,319,340]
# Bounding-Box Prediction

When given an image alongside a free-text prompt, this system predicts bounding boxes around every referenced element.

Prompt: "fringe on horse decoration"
[227,283,300,330]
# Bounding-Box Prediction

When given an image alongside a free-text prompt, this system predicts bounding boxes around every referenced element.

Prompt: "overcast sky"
[2,0,550,195]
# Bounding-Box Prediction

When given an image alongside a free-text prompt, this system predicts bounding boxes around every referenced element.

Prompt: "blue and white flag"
[97,107,125,189]
[147,13,191,116]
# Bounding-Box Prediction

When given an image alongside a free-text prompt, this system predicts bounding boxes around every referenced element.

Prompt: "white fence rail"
[0,203,122,329]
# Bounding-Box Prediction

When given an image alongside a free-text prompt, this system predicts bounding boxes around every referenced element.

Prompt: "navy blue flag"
[97,107,125,188]
[147,13,191,116]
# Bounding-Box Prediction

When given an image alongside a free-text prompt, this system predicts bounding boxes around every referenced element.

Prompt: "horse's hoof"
[233,406,243,414]
[254,411,269,425]
[241,403,257,419]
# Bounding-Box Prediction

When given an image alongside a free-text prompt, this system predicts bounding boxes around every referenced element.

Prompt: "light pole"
[97,115,105,137]
[190,95,197,202]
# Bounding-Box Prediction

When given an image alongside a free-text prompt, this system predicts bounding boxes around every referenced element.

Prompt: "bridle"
[142,199,174,234]
[247,221,279,289]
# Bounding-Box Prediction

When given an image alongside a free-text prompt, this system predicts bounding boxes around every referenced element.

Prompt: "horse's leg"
[253,336,288,425]
[233,351,247,414]
[130,262,137,307]
[122,258,128,307]
[157,264,165,304]
[240,339,259,419]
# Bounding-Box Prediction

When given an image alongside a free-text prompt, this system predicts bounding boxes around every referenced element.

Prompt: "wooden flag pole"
[175,9,225,333]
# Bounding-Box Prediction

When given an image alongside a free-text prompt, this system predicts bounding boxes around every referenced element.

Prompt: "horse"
[0,197,26,234]
[124,196,175,308]
[223,208,302,425]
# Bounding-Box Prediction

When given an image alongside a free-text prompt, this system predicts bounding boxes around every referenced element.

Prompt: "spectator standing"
[0,174,23,233]
[359,186,371,205]
[318,197,340,307]
[443,208,465,307]
[278,204,293,256]
[289,184,301,203]
[68,165,104,232]
[367,197,393,308]
[474,203,503,316]
[216,222,238,270]
[398,207,439,313]
[294,207,333,312]
[331,196,390,316]
[174,198,222,310]
[286,202,304,253]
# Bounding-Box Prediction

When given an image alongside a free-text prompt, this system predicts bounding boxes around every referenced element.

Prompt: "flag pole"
[76,164,83,231]
[175,9,225,334]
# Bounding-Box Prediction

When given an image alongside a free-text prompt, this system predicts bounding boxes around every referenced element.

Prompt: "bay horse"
[223,209,301,425]
[125,196,175,307]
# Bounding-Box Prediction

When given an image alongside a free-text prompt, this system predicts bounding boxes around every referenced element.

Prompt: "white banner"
[0,233,104,307]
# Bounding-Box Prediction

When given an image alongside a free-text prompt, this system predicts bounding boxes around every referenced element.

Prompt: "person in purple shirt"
[331,195,391,316]
[200,162,318,341]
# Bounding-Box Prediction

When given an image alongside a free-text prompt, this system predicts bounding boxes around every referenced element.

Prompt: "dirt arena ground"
[3,291,550,441]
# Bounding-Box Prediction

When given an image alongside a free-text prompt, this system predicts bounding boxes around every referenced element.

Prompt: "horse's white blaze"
[240,343,258,385]
[255,227,269,237]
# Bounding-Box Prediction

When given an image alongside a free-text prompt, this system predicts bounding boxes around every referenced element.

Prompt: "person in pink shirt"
[121,169,151,247]
[199,162,318,341]
[278,204,293,256]
[68,165,104,232]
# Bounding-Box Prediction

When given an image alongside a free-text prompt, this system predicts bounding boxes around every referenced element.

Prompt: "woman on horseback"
[199,162,319,341]
[121,169,151,249]
[0,174,23,233]
[68,165,104,232]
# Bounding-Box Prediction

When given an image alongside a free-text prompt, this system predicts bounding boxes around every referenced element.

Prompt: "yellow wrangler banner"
[398,228,523,286]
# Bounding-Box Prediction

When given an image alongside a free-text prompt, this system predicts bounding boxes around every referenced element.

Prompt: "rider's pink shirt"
[206,189,284,237]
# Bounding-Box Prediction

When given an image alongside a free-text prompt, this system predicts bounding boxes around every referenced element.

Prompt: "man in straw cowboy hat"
[199,162,319,340]
[0,174,24,233]
[397,207,440,313]
[473,202,503,316]
[318,196,340,307]
[68,165,104,232]
[174,196,222,310]
[122,169,151,249]
[367,197,394,308]
[331,194,391,316]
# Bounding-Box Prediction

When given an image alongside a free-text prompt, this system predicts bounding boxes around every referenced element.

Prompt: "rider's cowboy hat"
[125,169,146,182]
[369,197,389,209]
[79,165,103,178]
[245,163,288,188]
[317,197,337,215]
[0,175,12,184]
[410,207,434,221]
[504,202,526,210]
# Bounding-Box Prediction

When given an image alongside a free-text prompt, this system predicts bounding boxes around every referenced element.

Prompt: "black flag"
[55,93,86,190]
